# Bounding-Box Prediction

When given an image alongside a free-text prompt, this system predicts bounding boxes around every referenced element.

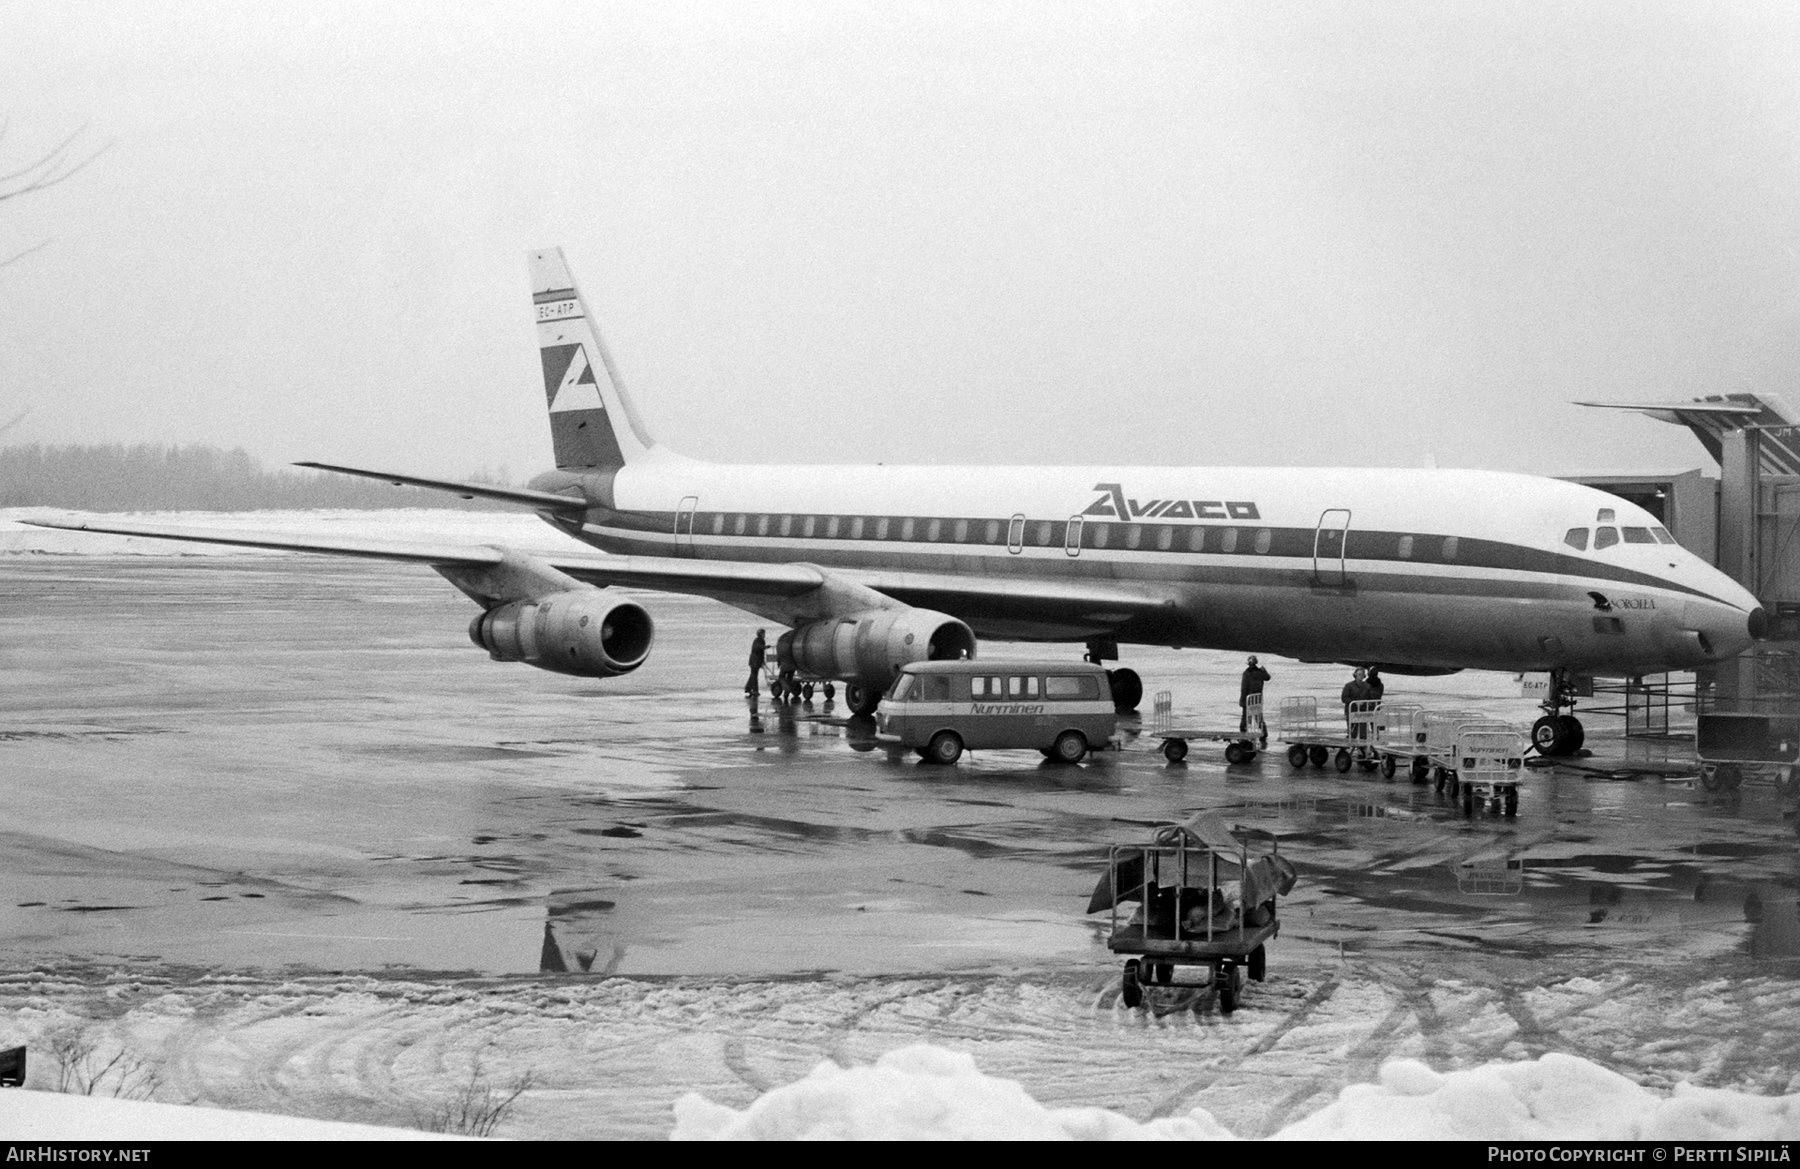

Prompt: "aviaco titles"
[35,248,1764,757]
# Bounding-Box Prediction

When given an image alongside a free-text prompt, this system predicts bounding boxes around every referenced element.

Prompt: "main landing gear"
[1531,667,1586,757]
[1085,640,1141,713]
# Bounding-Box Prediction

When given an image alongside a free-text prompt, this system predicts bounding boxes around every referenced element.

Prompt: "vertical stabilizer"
[529,248,660,469]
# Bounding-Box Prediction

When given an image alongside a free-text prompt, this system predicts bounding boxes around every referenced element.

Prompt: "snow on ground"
[1,1089,466,1140]
[672,1043,1800,1140]
[0,507,581,557]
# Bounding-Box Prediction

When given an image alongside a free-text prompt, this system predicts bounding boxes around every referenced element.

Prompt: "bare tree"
[43,1024,160,1100]
[414,1064,535,1137]
[1,118,111,269]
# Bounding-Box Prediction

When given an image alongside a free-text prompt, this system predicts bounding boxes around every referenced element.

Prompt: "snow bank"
[673,1044,1800,1141]
[673,1045,1234,1140]
[0,1089,468,1140]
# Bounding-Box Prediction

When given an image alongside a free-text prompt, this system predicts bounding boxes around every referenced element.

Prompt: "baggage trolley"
[1372,703,1431,782]
[1279,696,1383,774]
[1151,690,1263,765]
[1095,824,1291,1014]
[1450,728,1525,816]
[1695,713,1800,795]
[1422,711,1499,794]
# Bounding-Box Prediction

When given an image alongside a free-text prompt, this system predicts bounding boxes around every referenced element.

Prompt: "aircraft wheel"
[1334,748,1353,773]
[1051,730,1088,764]
[1380,754,1398,780]
[845,683,882,717]
[1308,745,1329,768]
[1532,715,1570,756]
[1107,668,1143,713]
[823,682,836,700]
[801,682,815,701]
[925,730,964,765]
[1558,715,1585,753]
[1287,744,1309,769]
[1121,961,1142,1008]
[1162,738,1189,764]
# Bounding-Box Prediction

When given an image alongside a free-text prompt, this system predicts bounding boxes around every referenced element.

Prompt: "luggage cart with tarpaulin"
[1150,690,1263,765]
[1088,818,1296,1013]
[1695,712,1800,795]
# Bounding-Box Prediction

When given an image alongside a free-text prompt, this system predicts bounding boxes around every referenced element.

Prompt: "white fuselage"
[534,459,1761,675]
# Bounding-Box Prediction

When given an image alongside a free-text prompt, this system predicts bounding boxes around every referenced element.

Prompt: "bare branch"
[0,238,50,270]
[0,123,112,206]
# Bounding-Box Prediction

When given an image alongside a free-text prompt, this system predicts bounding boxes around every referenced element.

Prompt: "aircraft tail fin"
[528,248,661,470]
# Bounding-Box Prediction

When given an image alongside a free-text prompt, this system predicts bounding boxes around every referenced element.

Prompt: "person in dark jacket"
[1239,656,1271,740]
[1365,667,1385,703]
[1341,667,1373,736]
[745,629,766,695]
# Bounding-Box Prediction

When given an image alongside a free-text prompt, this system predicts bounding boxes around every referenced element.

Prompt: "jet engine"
[469,591,655,678]
[783,607,977,685]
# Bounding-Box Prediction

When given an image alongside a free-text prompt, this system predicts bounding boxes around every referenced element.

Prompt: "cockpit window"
[1597,508,1615,523]
[1622,527,1655,544]
[1594,526,1620,550]
[1652,527,1676,545]
[1564,528,1589,551]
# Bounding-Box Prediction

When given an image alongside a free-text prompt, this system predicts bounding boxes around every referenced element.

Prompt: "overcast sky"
[2,2,1797,479]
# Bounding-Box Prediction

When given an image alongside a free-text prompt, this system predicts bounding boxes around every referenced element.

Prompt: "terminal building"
[1573,394,1800,719]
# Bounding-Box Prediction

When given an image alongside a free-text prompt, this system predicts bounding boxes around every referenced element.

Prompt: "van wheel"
[1051,730,1088,764]
[925,731,963,765]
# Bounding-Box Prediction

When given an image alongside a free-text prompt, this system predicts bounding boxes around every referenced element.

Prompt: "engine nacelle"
[783,607,976,685]
[469,591,655,678]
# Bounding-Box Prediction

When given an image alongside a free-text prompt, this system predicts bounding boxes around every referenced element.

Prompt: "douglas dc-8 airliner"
[33,248,1765,756]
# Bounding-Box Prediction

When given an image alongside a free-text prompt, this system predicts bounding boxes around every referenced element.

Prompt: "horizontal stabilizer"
[22,518,507,565]
[295,462,588,511]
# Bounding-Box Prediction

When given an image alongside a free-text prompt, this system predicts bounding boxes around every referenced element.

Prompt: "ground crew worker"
[1341,667,1373,737]
[1239,655,1270,740]
[1366,667,1385,703]
[775,632,797,703]
[745,629,767,696]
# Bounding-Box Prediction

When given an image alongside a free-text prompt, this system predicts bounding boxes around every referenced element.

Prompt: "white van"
[874,660,1117,764]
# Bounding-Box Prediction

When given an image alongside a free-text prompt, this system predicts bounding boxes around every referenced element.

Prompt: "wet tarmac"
[3,554,1798,1135]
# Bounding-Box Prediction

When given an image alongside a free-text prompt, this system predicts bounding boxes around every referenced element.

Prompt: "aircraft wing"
[294,461,589,512]
[23,518,1172,619]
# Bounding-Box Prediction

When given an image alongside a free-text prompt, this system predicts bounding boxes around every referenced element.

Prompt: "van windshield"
[887,674,915,701]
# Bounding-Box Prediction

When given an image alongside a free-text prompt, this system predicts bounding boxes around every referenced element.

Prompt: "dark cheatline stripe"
[533,288,576,304]
[581,510,1731,605]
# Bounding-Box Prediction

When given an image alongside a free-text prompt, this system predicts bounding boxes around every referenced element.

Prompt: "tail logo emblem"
[541,343,605,414]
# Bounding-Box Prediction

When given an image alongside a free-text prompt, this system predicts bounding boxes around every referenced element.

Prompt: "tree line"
[0,444,505,511]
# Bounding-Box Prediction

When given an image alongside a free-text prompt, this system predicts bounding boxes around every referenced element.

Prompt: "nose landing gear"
[1532,668,1586,756]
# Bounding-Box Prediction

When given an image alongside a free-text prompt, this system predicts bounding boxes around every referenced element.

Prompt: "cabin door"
[674,496,698,556]
[1313,509,1352,586]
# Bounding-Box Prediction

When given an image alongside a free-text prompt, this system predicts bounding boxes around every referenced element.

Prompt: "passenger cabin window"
[1597,508,1615,523]
[1187,527,1204,552]
[1254,528,1272,554]
[733,514,748,535]
[985,519,1002,543]
[756,514,771,536]
[972,675,1004,698]
[1622,527,1655,544]
[954,519,969,542]
[1034,520,1054,546]
[927,518,941,541]
[920,674,952,701]
[901,517,915,540]
[1397,535,1414,558]
[1219,528,1239,553]
[712,514,725,535]
[1441,536,1458,560]
[1125,524,1143,550]
[876,517,890,539]
[1156,525,1174,551]
[1045,675,1101,700]
[1594,526,1620,550]
[851,517,865,539]
[779,515,793,536]
[1653,527,1676,545]
[1089,522,1110,549]
[1564,528,1589,551]
[826,516,840,538]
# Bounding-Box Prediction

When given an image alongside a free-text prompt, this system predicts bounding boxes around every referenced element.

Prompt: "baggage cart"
[1090,822,1293,1014]
[1450,728,1525,816]
[1371,702,1432,782]
[1695,713,1800,796]
[1151,690,1263,765]
[1279,696,1384,773]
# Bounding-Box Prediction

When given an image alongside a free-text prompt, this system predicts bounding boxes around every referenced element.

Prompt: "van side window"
[1594,526,1619,550]
[1564,528,1588,551]
[1045,675,1100,700]
[972,676,1004,699]
[1007,675,1041,699]
[921,674,951,701]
